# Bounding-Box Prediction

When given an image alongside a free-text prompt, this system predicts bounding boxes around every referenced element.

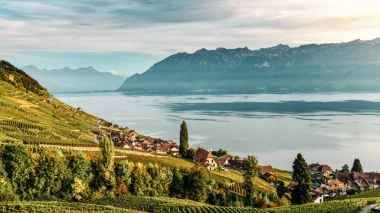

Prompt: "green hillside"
[0,61,100,146]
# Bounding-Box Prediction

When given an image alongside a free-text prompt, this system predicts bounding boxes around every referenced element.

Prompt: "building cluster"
[107,129,179,155]
[287,162,380,204]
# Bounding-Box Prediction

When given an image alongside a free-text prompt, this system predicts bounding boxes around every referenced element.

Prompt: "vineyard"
[0,80,100,147]
[0,201,144,213]
[79,196,380,213]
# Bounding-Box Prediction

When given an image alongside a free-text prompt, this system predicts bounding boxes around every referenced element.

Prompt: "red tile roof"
[193,148,214,165]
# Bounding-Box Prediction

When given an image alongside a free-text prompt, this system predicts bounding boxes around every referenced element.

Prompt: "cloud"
[1,0,380,57]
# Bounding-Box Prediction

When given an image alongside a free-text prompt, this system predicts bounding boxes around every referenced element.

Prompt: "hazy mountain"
[21,65,126,93]
[118,38,380,93]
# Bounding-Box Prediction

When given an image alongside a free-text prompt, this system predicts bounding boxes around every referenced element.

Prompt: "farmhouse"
[193,147,217,170]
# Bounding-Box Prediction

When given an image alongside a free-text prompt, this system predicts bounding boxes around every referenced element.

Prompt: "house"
[311,192,323,203]
[229,160,246,170]
[193,148,217,170]
[170,147,179,156]
[216,155,230,167]
[151,146,167,154]
[287,183,297,193]
[309,163,333,177]
[336,172,380,191]
[327,179,346,195]
[260,172,274,181]
[259,165,274,175]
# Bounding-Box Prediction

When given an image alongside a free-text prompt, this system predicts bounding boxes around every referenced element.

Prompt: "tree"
[2,145,32,200]
[351,159,363,172]
[276,180,287,198]
[291,153,311,205]
[341,164,350,173]
[130,164,151,196]
[185,163,209,202]
[234,155,242,160]
[169,166,183,197]
[242,155,259,207]
[0,160,18,201]
[179,121,189,156]
[185,148,196,159]
[99,135,114,170]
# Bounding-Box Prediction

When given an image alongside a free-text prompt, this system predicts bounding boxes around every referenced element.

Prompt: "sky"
[1,0,380,77]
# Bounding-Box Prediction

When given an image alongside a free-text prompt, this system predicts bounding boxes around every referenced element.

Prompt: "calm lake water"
[55,92,380,171]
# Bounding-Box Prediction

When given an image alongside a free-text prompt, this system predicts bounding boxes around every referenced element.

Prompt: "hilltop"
[118,38,380,93]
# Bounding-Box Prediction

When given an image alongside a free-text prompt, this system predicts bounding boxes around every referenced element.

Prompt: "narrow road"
[359,204,377,213]
[40,144,162,157]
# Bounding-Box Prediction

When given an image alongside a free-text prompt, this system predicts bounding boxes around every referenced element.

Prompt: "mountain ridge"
[118,37,380,93]
[21,65,126,93]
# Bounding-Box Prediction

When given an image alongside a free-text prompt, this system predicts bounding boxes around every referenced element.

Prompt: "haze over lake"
[56,92,380,171]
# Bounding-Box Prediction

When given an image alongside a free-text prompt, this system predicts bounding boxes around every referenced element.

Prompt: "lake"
[55,92,380,171]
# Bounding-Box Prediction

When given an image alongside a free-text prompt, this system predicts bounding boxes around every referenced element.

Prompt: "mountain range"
[118,38,380,93]
[21,65,126,93]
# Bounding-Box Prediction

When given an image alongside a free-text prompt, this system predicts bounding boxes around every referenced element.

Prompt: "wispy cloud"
[1,0,380,73]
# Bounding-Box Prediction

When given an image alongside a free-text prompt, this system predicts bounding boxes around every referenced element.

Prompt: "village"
[104,126,380,205]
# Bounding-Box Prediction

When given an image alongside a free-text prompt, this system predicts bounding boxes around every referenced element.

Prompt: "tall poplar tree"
[242,155,259,207]
[179,121,189,156]
[291,153,311,205]
[351,159,363,172]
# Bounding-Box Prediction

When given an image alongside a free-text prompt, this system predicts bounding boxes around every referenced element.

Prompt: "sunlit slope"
[0,60,99,146]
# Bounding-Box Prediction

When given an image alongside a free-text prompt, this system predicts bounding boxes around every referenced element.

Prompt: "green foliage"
[341,164,350,173]
[169,166,183,197]
[115,160,133,185]
[31,148,71,199]
[242,155,259,207]
[211,148,229,157]
[130,164,151,196]
[1,145,32,200]
[179,121,189,156]
[351,159,363,172]
[185,148,196,159]
[185,163,209,202]
[291,153,311,205]
[0,161,18,201]
[68,152,93,200]
[276,181,287,198]
[99,135,114,170]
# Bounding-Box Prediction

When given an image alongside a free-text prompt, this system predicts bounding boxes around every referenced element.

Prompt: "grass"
[275,169,293,185]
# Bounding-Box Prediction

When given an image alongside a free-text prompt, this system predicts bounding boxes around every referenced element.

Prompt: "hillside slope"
[118,38,380,93]
[0,60,100,145]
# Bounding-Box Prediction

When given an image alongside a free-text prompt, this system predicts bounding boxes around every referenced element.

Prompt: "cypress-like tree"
[351,159,363,172]
[242,155,259,207]
[99,135,114,170]
[291,153,311,205]
[179,121,189,157]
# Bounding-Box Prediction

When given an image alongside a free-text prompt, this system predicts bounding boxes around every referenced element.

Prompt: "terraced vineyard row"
[154,198,380,213]
[0,201,143,213]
